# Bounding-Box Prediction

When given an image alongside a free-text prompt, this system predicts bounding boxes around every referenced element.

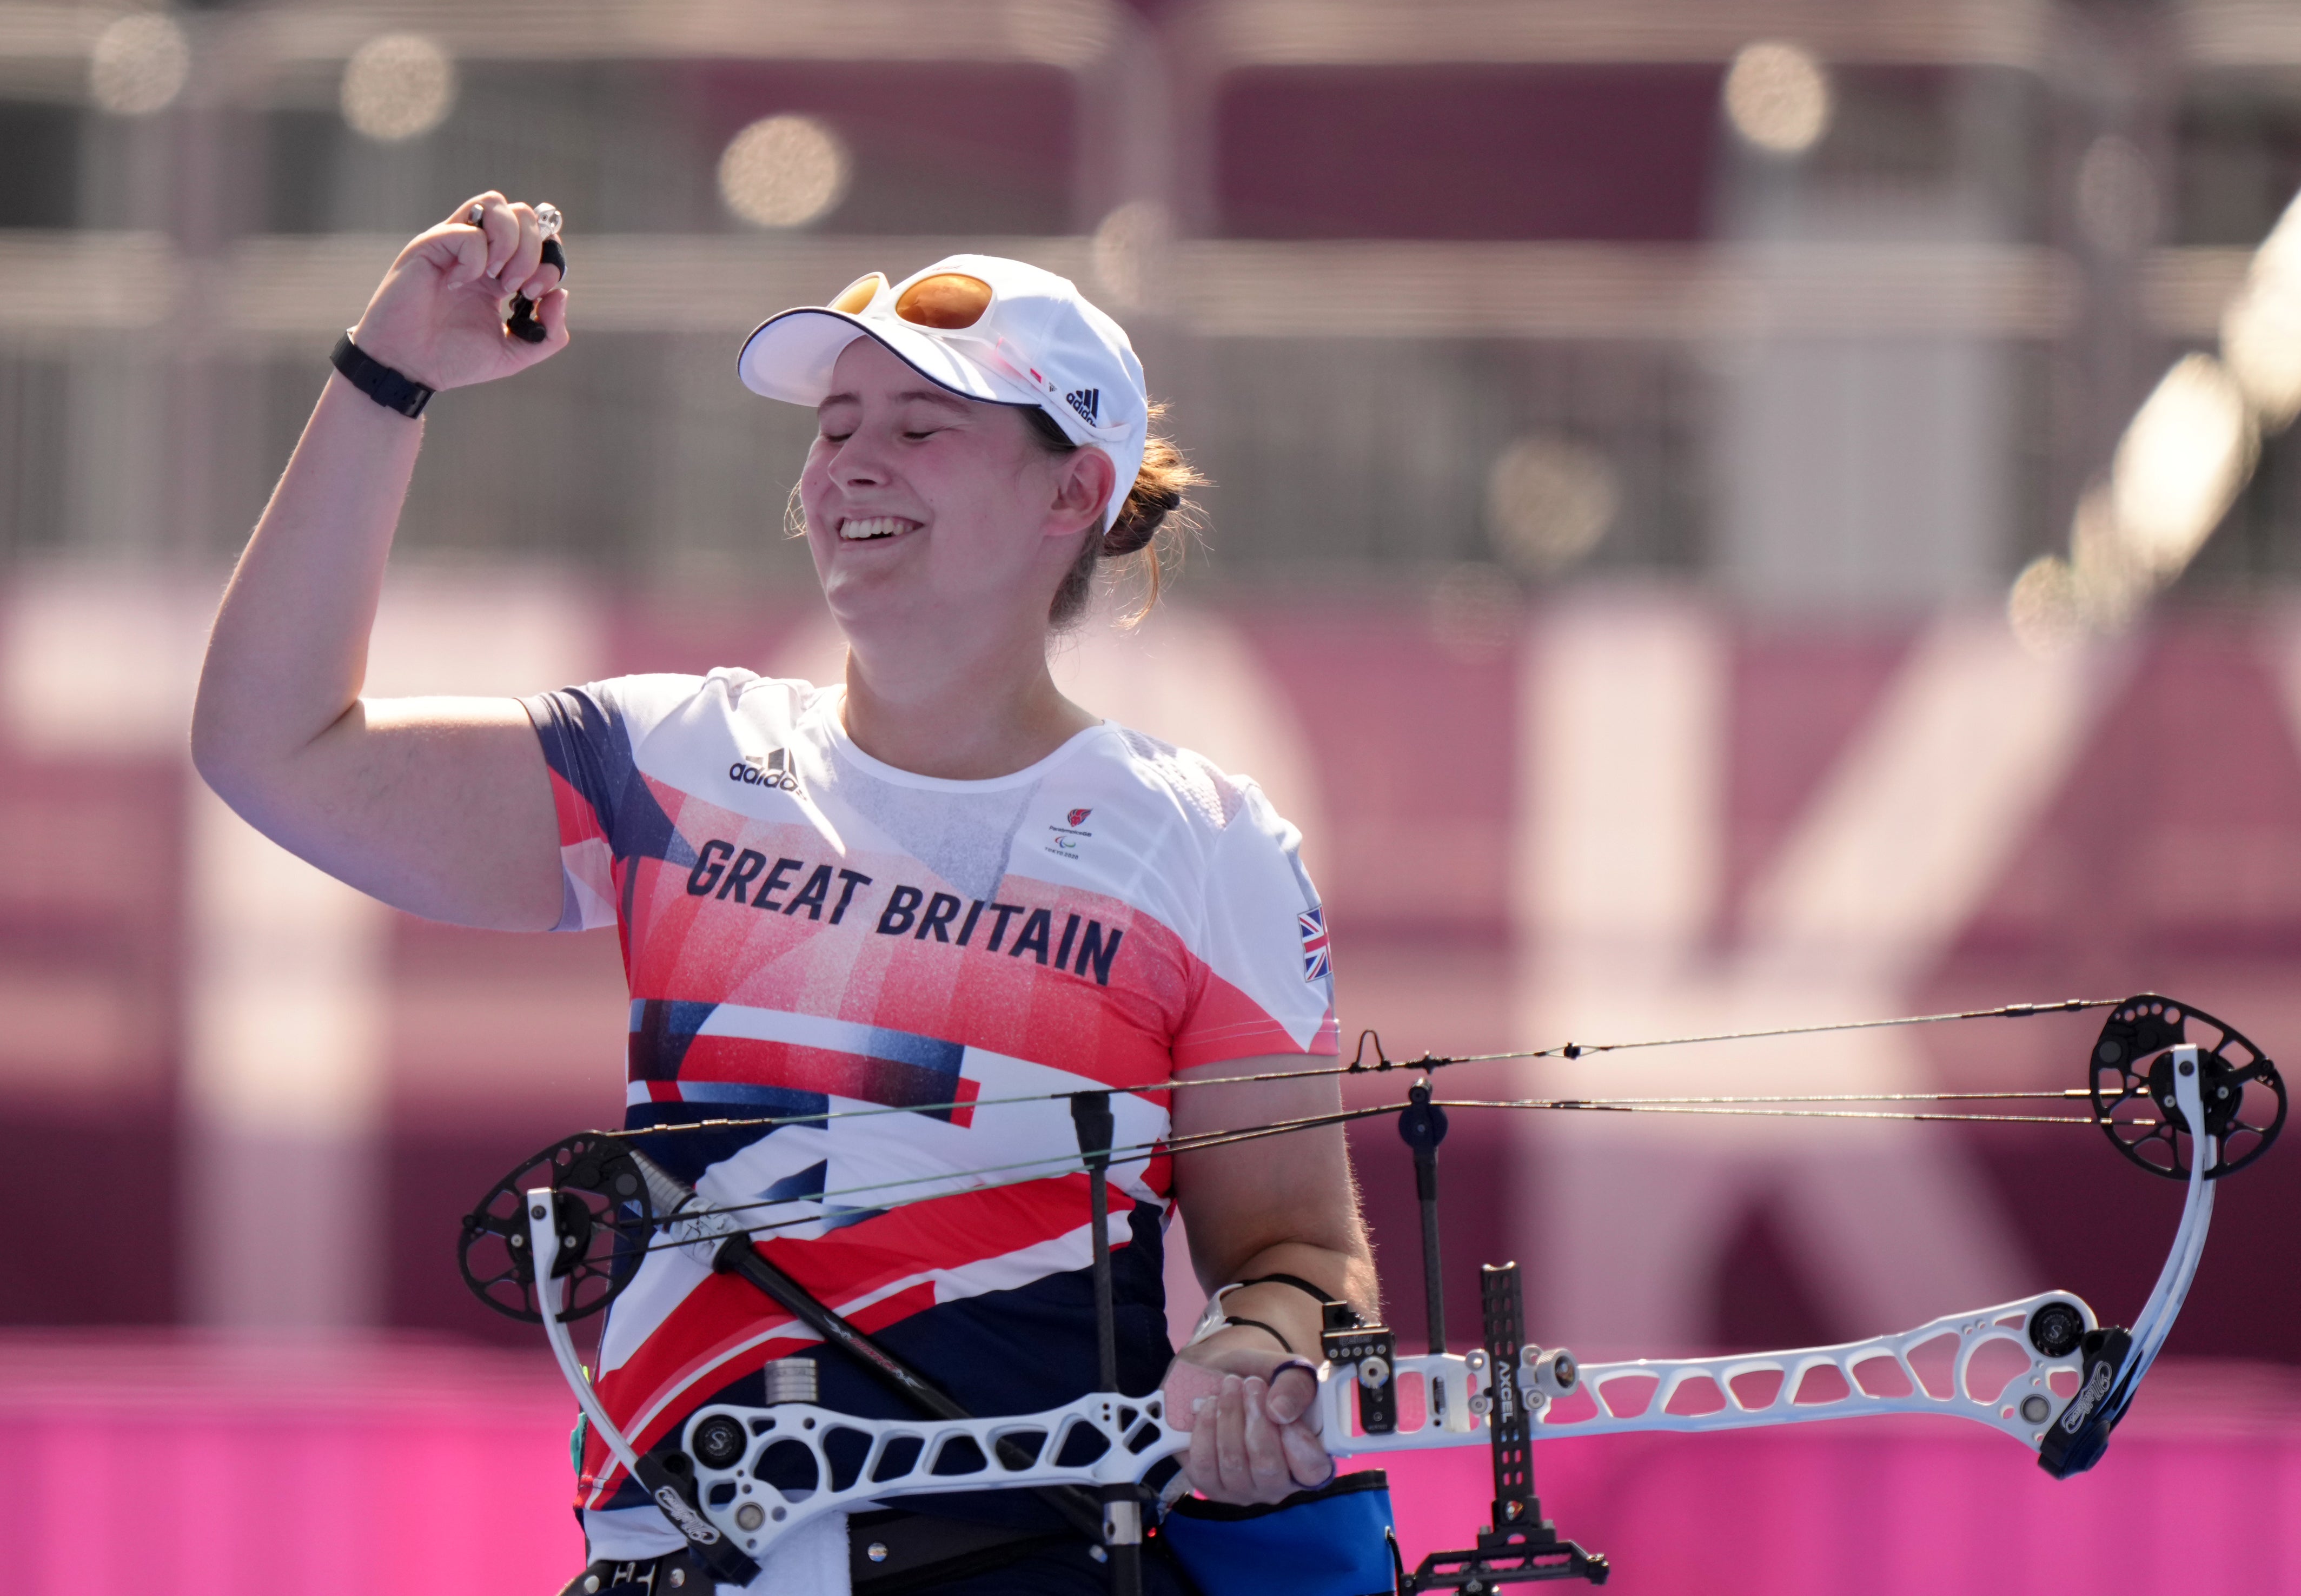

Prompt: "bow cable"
[591,996,2125,1145]
[1427,996,2120,1065]
[610,1088,2160,1264]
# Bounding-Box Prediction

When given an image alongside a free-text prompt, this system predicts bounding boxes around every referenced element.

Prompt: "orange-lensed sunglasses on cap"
[829,270,989,328]
[823,269,1122,434]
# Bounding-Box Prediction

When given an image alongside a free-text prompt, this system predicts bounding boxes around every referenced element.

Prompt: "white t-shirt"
[523,670,1337,1559]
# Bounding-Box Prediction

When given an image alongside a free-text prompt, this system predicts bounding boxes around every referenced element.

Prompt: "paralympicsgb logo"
[729,747,800,792]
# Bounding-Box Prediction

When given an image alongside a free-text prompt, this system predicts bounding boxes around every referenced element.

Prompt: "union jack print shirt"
[523,670,1338,1551]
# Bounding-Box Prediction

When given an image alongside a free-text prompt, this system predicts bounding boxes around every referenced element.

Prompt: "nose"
[827,426,892,490]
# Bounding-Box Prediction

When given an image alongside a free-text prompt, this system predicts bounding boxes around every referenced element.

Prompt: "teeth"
[838,516,916,541]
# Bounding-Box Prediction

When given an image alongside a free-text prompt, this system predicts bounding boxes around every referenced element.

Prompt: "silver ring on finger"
[534,202,563,240]
[466,203,485,224]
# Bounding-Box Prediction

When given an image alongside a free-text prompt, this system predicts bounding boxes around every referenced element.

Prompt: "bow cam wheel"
[2090,996,2285,1180]
[458,1133,653,1322]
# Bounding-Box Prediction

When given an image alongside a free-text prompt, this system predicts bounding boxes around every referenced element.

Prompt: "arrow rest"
[2090,995,2286,1178]
[458,1133,653,1323]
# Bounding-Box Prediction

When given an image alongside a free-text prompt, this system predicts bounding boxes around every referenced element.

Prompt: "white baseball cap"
[737,254,1149,529]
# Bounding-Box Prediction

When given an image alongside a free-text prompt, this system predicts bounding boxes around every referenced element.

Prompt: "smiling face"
[797,336,1115,658]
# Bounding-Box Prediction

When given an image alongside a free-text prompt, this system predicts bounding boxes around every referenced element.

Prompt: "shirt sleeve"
[520,684,634,931]
[523,674,711,932]
[1170,782,1341,1069]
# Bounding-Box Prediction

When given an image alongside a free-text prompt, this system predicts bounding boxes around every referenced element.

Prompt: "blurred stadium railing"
[0,0,2292,590]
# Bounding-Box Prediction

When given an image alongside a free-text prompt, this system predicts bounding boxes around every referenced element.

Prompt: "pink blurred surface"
[7,1335,2301,1594]
[0,1334,585,1594]
[1355,1360,2301,1593]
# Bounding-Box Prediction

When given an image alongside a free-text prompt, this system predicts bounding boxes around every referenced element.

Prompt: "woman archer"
[192,191,1378,1594]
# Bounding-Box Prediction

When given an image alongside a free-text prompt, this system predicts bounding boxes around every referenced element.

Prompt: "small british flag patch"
[1298,906,1331,983]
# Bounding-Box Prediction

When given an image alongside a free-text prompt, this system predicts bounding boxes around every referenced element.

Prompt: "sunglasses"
[825,270,1122,437]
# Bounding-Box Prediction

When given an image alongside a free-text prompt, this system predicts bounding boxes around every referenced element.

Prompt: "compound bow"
[459,993,2283,1591]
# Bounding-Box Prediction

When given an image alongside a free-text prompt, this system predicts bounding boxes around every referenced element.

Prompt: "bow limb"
[2119,1043,2218,1384]
[2038,1041,2216,1476]
[527,1191,764,1586]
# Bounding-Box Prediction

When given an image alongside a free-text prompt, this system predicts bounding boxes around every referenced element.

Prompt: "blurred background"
[4,0,2301,1590]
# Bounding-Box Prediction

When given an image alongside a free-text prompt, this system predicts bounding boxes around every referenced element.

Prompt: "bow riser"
[666,1288,2096,1571]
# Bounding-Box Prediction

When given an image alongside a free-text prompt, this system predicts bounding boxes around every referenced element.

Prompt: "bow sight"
[456,992,2280,1592]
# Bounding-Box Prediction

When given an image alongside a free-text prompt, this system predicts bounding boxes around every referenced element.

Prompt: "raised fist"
[347,191,569,392]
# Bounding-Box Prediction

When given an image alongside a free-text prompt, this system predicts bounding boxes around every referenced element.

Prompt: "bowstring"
[599,1087,2155,1263]
[638,1102,1398,1236]
[518,994,2141,1262]
[592,996,2126,1144]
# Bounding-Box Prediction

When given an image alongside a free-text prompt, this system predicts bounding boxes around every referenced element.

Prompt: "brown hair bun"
[1026,403,1202,627]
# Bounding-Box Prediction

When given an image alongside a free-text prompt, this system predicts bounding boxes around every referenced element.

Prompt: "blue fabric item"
[913,1540,1188,1594]
[1158,1472,1398,1596]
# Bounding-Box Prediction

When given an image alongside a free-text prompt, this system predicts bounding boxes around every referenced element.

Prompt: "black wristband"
[1218,1316,1297,1355]
[330,331,434,418]
[1236,1273,1339,1310]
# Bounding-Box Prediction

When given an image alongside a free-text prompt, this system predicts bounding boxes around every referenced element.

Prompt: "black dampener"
[508,236,567,343]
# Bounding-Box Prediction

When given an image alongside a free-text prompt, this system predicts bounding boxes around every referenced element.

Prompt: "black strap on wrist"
[1220,1316,1297,1355]
[1235,1273,1339,1310]
[330,330,434,418]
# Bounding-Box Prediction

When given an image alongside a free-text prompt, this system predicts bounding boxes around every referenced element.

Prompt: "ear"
[1044,445,1119,540]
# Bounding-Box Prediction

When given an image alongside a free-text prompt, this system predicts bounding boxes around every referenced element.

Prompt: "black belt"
[559,1513,1078,1596]
[850,1508,1080,1593]
[557,1549,709,1595]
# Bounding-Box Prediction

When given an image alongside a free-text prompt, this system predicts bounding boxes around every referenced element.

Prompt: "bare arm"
[192,192,572,929]
[1163,1054,1378,1502]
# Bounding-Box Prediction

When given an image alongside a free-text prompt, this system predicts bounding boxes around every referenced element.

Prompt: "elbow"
[188,718,247,810]
[188,696,226,792]
[188,680,264,809]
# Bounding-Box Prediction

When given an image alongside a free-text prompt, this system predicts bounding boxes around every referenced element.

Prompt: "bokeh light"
[88,12,189,117]
[2006,554,2083,657]
[2221,191,2301,428]
[2067,486,2148,625]
[1485,436,1620,575]
[2108,354,2255,577]
[340,34,457,143]
[1427,562,1520,660]
[1091,200,1172,312]
[718,116,851,229]
[2074,135,2158,255]
[1723,41,1832,156]
[2222,282,2301,428]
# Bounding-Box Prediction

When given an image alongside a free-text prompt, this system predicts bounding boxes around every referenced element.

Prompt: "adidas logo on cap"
[1065,388,1100,426]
